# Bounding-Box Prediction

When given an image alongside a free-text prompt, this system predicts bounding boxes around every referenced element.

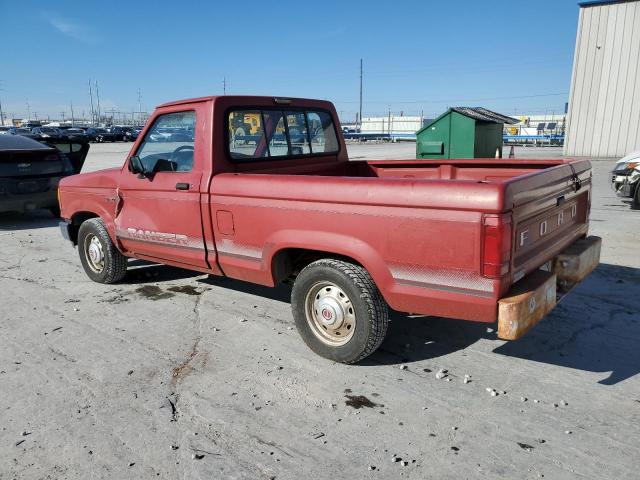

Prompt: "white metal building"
[564,0,640,157]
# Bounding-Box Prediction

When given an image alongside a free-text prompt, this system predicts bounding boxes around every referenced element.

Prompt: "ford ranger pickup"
[58,95,601,363]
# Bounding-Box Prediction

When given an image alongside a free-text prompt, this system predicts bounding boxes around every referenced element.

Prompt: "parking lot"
[1,143,639,479]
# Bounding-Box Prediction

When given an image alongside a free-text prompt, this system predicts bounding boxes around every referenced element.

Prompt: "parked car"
[7,127,39,140]
[611,150,640,208]
[0,126,12,135]
[31,126,68,141]
[119,126,139,141]
[0,134,88,216]
[85,127,118,143]
[58,95,600,364]
[63,128,90,142]
[107,126,127,141]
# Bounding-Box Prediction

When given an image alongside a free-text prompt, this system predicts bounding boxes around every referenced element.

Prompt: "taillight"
[482,213,512,278]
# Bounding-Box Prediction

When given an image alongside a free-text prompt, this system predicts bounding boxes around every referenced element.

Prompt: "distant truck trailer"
[358,115,423,140]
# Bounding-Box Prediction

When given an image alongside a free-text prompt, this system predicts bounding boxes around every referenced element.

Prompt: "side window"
[135,111,195,173]
[307,111,339,153]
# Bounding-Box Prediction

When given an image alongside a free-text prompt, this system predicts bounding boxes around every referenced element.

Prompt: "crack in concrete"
[167,293,206,422]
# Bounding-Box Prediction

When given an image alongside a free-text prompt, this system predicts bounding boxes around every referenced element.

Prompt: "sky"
[0,0,582,122]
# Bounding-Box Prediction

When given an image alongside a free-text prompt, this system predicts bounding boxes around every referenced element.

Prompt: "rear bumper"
[497,235,602,340]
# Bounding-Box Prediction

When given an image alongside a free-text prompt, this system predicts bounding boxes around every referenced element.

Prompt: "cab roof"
[157,95,332,108]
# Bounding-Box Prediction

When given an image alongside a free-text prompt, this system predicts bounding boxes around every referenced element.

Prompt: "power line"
[335,92,568,105]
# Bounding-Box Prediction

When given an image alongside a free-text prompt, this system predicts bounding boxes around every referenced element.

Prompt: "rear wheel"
[291,259,389,364]
[77,218,127,283]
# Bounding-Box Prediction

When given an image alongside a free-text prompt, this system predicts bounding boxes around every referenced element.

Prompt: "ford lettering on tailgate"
[516,196,586,253]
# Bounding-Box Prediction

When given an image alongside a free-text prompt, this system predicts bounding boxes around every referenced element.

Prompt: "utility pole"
[137,88,142,125]
[26,98,30,121]
[89,80,95,126]
[359,58,363,132]
[70,100,75,126]
[95,81,101,125]
[60,111,65,122]
[223,77,227,95]
[0,80,4,126]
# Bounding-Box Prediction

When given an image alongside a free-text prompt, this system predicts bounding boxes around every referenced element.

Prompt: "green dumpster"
[416,107,518,159]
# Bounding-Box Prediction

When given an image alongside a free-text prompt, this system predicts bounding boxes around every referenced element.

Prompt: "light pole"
[0,80,5,126]
[359,58,363,132]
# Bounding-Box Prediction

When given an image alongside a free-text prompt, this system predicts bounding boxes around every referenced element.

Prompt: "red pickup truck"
[58,95,601,363]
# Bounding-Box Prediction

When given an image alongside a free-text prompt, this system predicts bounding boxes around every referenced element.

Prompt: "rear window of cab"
[227,109,339,161]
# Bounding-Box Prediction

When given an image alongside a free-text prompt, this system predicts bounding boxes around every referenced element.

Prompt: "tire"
[77,218,127,283]
[291,259,389,364]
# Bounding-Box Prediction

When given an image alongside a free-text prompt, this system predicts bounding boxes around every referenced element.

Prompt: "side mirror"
[128,155,146,177]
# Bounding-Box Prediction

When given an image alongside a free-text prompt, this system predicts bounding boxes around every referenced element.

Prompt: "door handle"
[175,182,190,191]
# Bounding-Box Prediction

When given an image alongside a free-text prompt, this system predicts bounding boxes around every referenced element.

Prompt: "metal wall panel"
[565,1,640,157]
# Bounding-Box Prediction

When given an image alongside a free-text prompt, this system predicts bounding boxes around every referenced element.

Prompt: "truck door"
[115,109,209,268]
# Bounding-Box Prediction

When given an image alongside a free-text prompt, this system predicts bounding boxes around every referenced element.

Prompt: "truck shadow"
[368,263,640,386]
[129,261,640,385]
[492,263,640,386]
[0,211,59,231]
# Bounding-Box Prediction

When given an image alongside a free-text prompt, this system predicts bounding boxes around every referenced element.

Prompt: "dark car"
[64,128,90,142]
[107,126,128,141]
[85,127,118,142]
[31,126,68,141]
[7,127,40,141]
[0,135,89,216]
[119,126,139,141]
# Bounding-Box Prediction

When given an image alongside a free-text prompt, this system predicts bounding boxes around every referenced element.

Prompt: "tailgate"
[505,159,591,283]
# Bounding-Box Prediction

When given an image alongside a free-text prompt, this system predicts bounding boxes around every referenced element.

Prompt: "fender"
[59,168,122,246]
[263,229,395,296]
[61,188,120,246]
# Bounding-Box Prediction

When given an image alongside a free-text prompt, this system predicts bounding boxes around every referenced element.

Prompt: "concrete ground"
[1,143,639,480]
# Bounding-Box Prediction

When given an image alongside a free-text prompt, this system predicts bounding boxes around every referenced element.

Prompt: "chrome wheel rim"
[84,234,105,273]
[304,281,356,346]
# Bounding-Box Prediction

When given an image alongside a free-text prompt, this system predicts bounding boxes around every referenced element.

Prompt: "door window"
[135,111,196,172]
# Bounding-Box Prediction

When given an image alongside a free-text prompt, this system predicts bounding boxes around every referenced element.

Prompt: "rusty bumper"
[497,235,602,340]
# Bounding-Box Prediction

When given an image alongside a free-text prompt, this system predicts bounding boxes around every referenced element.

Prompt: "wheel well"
[68,211,99,244]
[271,248,364,285]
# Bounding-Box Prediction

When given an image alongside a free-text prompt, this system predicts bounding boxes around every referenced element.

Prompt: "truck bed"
[209,157,592,322]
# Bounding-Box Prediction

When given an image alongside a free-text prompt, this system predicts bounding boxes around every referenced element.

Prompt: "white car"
[611,150,640,208]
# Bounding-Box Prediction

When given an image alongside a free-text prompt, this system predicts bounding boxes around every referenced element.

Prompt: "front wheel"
[77,218,127,283]
[291,259,389,364]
